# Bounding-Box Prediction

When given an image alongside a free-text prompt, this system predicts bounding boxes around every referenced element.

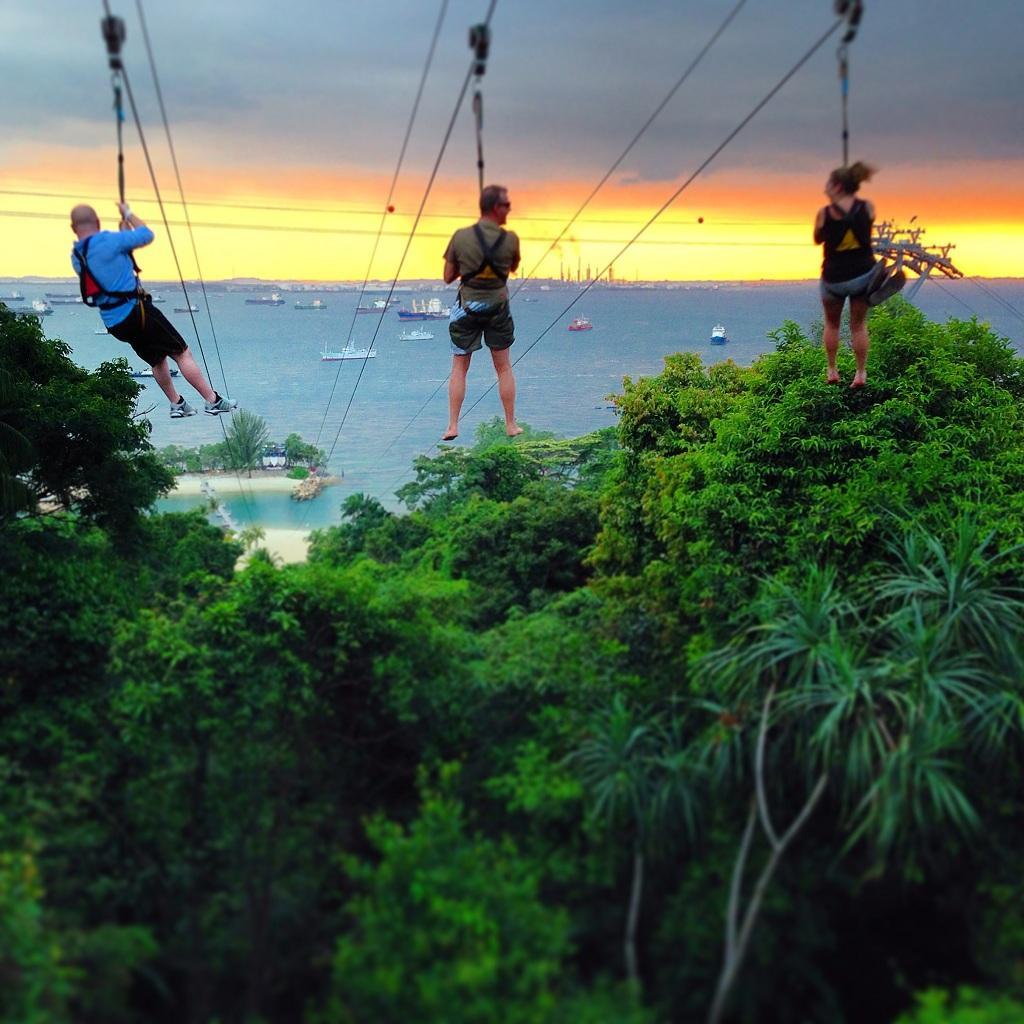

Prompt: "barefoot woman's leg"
[849,297,869,386]
[822,294,845,383]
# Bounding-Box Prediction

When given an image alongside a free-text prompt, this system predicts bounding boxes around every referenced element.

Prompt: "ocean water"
[27,279,1024,528]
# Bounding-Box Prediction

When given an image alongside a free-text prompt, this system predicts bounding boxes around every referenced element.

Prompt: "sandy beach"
[244,528,312,565]
[171,473,340,497]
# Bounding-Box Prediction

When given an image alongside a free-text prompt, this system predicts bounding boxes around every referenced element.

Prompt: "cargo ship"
[396,297,450,321]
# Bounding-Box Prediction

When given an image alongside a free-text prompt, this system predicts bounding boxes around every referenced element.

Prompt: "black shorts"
[108,299,188,366]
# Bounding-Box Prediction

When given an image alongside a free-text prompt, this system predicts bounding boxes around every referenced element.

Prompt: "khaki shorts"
[448,300,515,355]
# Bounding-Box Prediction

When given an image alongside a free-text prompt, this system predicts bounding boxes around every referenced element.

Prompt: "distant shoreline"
[170,471,341,497]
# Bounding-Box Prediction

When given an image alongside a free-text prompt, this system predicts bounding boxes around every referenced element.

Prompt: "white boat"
[31,300,54,316]
[399,329,434,341]
[130,367,179,378]
[295,299,327,310]
[321,342,377,361]
[94,328,109,334]
[710,323,729,345]
[356,297,397,314]
[151,294,166,304]
[0,291,24,301]
[174,304,199,313]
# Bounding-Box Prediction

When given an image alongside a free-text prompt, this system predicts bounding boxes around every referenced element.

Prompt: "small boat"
[397,297,451,321]
[568,316,593,331]
[321,342,377,361]
[399,329,434,341]
[94,328,109,334]
[31,300,54,317]
[44,293,82,305]
[245,293,285,306]
[295,299,327,310]
[174,304,199,313]
[0,291,24,301]
[151,294,166,304]
[131,367,180,378]
[710,323,729,345]
[356,297,396,314]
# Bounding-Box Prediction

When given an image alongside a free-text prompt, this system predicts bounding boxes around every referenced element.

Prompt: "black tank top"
[820,199,875,283]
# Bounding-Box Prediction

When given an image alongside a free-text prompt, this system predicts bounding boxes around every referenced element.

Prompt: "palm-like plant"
[224,410,270,478]
[702,525,1024,1024]
[575,695,703,991]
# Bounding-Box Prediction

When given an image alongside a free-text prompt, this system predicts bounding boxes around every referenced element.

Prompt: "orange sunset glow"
[2,158,1021,283]
[3,2,1021,287]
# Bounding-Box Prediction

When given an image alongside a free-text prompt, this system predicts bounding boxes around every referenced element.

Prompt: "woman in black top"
[814,161,876,387]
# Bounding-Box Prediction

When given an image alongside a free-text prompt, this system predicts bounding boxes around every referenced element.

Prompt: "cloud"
[2,0,1021,193]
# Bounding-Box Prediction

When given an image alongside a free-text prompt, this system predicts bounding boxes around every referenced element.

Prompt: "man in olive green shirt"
[441,183,522,440]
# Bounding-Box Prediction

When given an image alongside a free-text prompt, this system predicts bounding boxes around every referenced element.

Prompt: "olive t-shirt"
[444,219,520,304]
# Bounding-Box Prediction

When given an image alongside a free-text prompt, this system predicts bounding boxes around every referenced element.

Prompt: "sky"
[1,0,1021,282]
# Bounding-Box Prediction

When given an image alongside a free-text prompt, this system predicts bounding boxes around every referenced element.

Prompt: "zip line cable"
[469,22,491,192]
[834,0,863,164]
[1,206,812,248]
[967,277,1024,328]
[385,16,845,482]
[312,0,449,455]
[314,0,499,500]
[99,1,256,521]
[928,277,981,318]
[378,0,749,461]
[129,0,258,521]
[0,187,805,229]
[135,0,229,397]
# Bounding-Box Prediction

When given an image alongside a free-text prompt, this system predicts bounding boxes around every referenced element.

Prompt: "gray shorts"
[449,300,515,355]
[820,265,878,302]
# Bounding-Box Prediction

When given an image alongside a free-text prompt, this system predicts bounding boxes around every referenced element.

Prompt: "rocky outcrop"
[291,475,326,501]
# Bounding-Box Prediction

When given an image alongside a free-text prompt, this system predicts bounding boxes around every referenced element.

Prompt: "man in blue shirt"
[71,201,236,418]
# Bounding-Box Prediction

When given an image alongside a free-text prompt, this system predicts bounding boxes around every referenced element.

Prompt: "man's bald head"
[70,204,99,235]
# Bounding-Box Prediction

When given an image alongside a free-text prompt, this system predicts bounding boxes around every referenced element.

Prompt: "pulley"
[469,23,490,77]
[833,0,863,44]
[101,14,126,70]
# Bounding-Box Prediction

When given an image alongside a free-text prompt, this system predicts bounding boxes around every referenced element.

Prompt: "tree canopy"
[3,300,1023,1023]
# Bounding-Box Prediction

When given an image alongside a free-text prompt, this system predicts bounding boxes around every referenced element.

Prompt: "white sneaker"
[204,394,238,415]
[170,398,197,418]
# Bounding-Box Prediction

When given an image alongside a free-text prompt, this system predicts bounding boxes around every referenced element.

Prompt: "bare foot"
[826,369,841,385]
[850,374,867,389]
[441,430,458,441]
[506,423,524,437]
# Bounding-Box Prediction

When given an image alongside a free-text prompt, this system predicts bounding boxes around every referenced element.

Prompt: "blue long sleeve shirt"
[71,226,155,327]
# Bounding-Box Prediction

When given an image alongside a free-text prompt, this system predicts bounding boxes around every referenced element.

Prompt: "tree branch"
[725,800,757,964]
[708,773,828,1024]
[755,683,780,850]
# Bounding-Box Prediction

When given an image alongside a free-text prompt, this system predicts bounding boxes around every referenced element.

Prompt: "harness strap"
[460,224,509,288]
[76,234,146,313]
